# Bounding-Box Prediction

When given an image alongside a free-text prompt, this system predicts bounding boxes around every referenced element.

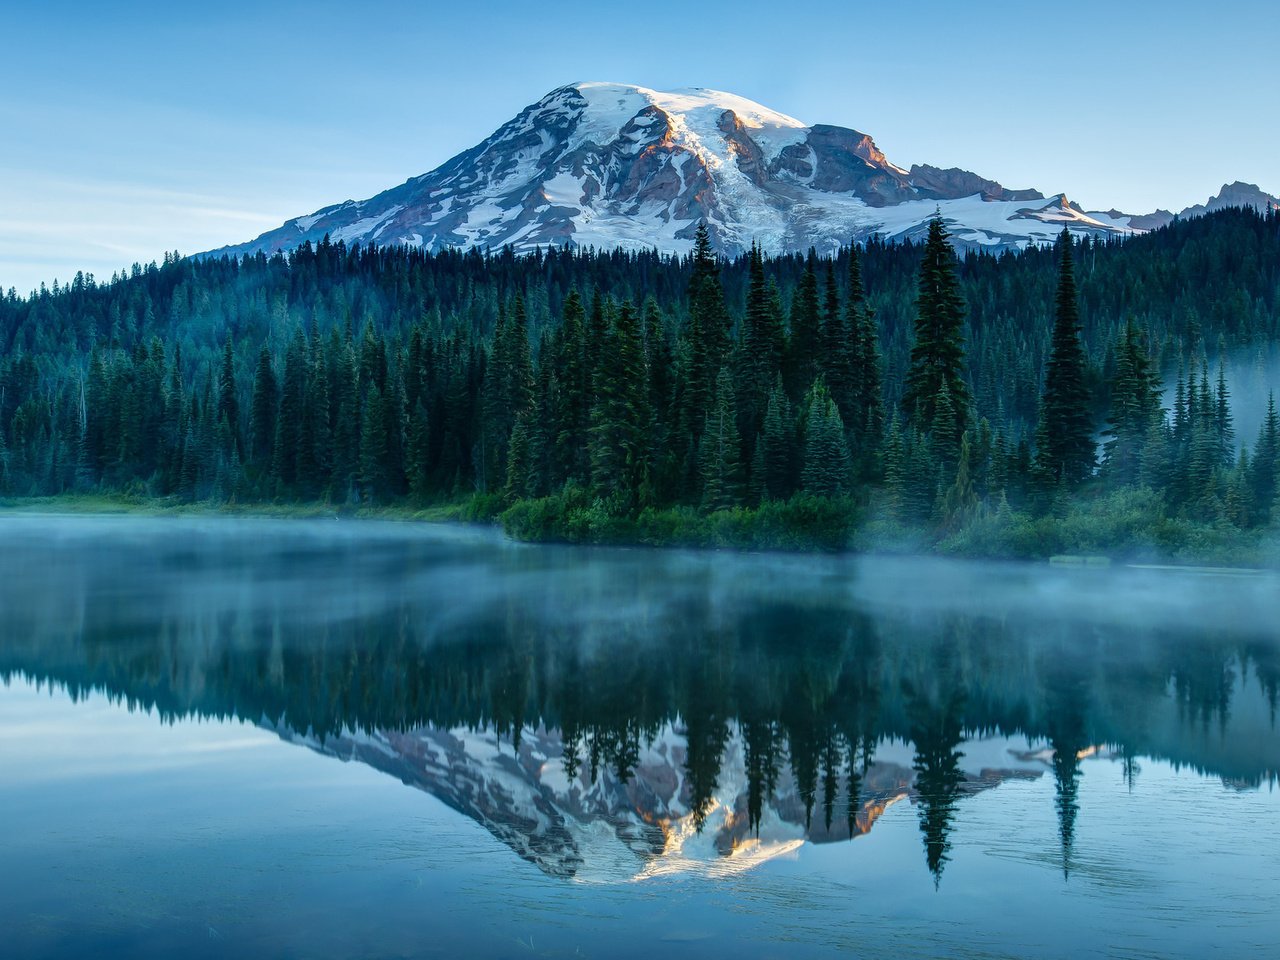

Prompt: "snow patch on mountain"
[210,81,1148,260]
[274,719,1056,882]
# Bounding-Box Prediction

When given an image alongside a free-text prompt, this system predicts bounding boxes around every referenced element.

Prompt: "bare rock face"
[802,125,916,205]
[909,164,1044,202]
[718,109,770,187]
[208,81,1146,261]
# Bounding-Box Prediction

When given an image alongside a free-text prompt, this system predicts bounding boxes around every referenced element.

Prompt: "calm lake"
[1,514,1278,959]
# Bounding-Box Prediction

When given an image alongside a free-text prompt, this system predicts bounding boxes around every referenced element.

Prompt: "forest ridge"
[2,207,1279,560]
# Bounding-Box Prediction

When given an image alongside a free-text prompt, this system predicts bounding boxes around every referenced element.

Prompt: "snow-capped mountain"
[213,81,1147,260]
[276,720,1053,881]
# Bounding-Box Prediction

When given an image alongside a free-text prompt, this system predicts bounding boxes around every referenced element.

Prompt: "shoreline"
[3,493,1276,571]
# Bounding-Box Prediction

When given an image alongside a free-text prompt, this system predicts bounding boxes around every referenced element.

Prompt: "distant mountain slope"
[1096,181,1279,233]
[211,81,1143,259]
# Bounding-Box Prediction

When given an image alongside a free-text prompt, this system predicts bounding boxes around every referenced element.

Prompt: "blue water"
[1,514,1277,958]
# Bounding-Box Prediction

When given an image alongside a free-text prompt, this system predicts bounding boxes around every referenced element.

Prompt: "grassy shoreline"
[0,493,479,524]
[4,491,1277,570]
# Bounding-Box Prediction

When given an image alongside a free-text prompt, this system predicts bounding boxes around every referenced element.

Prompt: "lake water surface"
[1,514,1278,959]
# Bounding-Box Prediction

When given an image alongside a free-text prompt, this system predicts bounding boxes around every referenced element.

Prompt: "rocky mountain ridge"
[216,82,1268,260]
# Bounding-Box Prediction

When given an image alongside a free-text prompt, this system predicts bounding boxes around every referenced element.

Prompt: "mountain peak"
[566,81,808,130]
[209,81,1141,261]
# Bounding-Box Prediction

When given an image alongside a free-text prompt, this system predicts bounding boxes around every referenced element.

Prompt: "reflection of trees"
[1168,631,1237,738]
[903,624,967,886]
[3,542,1280,886]
[1245,638,1280,729]
[911,698,965,887]
[1041,632,1094,879]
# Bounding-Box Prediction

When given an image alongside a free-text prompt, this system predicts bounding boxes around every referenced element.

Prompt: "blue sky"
[3,0,1276,294]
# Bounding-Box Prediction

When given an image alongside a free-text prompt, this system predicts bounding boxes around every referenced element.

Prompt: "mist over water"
[2,514,1278,959]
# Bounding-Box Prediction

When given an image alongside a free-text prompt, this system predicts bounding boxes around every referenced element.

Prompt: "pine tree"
[217,335,240,456]
[1101,319,1158,486]
[249,344,277,471]
[481,295,534,492]
[0,419,9,494]
[1250,393,1280,520]
[556,289,591,484]
[359,383,387,502]
[700,368,743,512]
[589,301,650,509]
[331,330,361,502]
[819,265,847,406]
[748,436,766,507]
[1215,358,1235,467]
[1039,230,1095,486]
[898,428,939,523]
[272,328,308,492]
[1139,413,1175,494]
[683,222,731,445]
[800,382,851,497]
[306,330,333,497]
[505,414,531,502]
[846,244,883,478]
[930,381,960,472]
[407,399,430,503]
[740,244,779,440]
[884,414,906,519]
[903,215,971,442]
[941,433,978,528]
[761,382,794,501]
[526,339,559,498]
[787,251,822,396]
[1224,448,1252,527]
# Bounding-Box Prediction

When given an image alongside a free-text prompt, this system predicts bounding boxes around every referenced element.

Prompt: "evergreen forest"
[3,206,1280,561]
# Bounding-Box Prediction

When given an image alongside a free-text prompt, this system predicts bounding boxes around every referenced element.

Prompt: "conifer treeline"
[2,207,1279,548]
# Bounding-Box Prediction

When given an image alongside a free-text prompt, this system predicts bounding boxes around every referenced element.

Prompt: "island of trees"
[2,206,1279,561]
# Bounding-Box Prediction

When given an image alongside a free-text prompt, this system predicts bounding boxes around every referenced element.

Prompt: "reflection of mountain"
[2,517,1279,883]
[279,721,1046,880]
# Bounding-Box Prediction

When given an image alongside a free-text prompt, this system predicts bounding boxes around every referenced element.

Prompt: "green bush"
[500,492,860,552]
[458,492,508,522]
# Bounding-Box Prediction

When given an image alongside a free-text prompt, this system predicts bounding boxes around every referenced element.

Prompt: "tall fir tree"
[800,381,851,498]
[903,215,971,444]
[787,251,822,397]
[249,344,277,472]
[700,367,743,513]
[760,381,794,501]
[272,327,308,492]
[1038,230,1095,487]
[589,301,651,509]
[217,335,240,457]
[1101,319,1158,486]
[846,244,883,479]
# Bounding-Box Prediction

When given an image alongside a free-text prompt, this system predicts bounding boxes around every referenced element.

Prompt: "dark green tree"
[801,381,851,497]
[903,215,971,442]
[1038,230,1095,487]
[249,344,277,471]
[700,367,743,512]
[1101,320,1158,486]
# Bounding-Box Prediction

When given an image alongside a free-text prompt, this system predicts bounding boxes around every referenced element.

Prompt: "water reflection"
[2,515,1278,885]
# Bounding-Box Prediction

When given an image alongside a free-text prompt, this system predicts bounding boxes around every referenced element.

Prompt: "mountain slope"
[277,720,1051,881]
[1096,181,1280,232]
[212,82,1138,259]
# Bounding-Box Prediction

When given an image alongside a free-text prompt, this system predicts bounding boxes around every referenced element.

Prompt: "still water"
[1,514,1278,959]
